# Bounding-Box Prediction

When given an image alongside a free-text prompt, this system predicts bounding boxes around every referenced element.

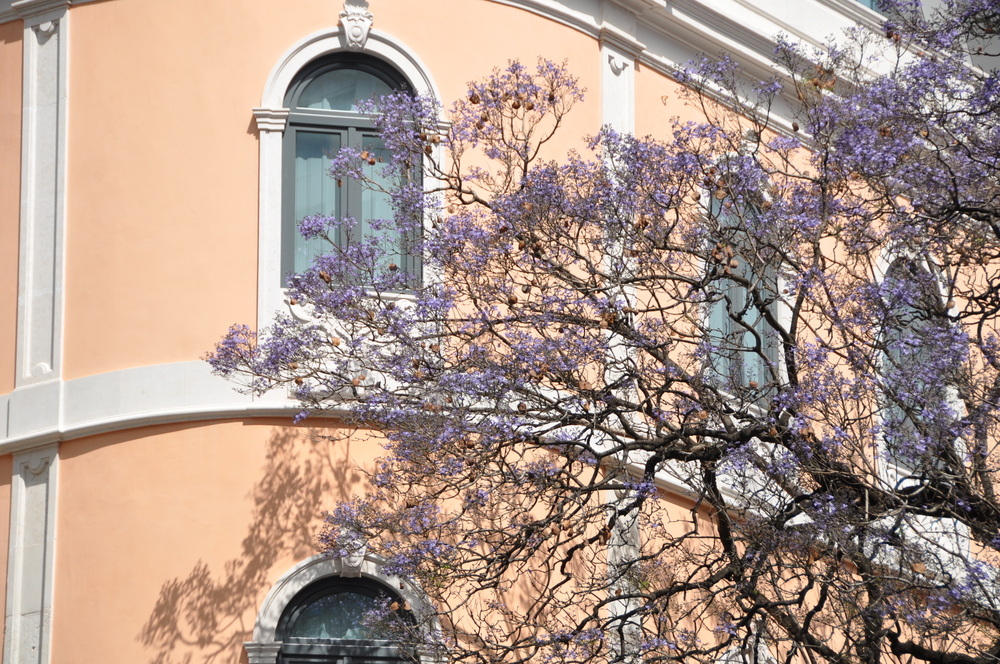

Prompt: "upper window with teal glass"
[282,53,421,287]
[704,196,780,406]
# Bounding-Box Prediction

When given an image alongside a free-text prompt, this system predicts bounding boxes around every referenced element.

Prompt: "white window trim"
[253,28,440,332]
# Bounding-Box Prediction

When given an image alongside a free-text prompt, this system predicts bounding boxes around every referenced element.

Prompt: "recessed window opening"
[277,575,415,664]
[282,53,421,288]
[704,196,779,405]
[880,257,955,476]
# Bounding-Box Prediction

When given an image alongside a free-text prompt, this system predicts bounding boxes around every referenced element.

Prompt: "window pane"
[856,0,884,12]
[706,199,776,400]
[299,69,394,111]
[287,591,384,640]
[881,261,942,472]
[293,131,342,274]
[360,135,418,282]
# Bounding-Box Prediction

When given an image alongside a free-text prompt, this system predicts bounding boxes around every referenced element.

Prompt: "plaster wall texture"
[0,20,22,395]
[51,419,383,662]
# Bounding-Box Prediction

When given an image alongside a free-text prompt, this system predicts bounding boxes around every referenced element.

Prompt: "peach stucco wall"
[51,419,384,663]
[62,0,601,381]
[0,19,21,394]
[635,63,702,141]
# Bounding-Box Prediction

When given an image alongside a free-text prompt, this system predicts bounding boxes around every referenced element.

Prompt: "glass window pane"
[706,199,776,399]
[359,134,420,285]
[882,262,939,471]
[299,69,394,111]
[293,131,342,274]
[287,591,387,640]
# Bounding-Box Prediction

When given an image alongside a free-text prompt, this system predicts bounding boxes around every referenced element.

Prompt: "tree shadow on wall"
[138,423,367,664]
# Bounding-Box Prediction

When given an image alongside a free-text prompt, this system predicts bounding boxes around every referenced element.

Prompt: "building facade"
[0,0,892,662]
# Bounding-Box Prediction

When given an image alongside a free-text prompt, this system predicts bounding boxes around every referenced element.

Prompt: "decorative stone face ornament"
[340,0,373,50]
[342,543,368,577]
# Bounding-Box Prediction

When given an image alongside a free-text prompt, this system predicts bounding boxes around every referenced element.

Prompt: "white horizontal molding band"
[0,361,327,453]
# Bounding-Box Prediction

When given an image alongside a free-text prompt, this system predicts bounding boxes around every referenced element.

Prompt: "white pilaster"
[4,444,59,664]
[253,108,290,331]
[599,22,639,135]
[13,0,69,389]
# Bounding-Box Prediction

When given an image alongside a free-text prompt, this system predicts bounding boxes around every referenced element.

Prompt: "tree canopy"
[210,1,1000,662]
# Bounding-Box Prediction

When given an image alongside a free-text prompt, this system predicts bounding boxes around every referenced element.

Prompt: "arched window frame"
[253,29,440,332]
[244,553,435,664]
[281,53,420,286]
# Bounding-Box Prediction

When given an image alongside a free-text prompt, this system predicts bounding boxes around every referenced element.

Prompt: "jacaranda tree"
[211,1,1000,661]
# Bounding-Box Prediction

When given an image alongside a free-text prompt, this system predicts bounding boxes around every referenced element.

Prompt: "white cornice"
[0,361,336,453]
[4,0,67,23]
[599,21,646,60]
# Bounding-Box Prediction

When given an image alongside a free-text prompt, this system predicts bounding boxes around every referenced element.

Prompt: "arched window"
[245,554,430,664]
[282,52,421,286]
[704,197,779,404]
[276,576,413,664]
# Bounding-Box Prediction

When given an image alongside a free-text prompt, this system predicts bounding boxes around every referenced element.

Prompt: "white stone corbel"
[31,19,57,42]
[252,107,289,133]
[339,0,373,50]
[608,53,630,76]
[244,642,283,664]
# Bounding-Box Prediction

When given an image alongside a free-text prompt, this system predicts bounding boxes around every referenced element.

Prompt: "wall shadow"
[138,422,367,663]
